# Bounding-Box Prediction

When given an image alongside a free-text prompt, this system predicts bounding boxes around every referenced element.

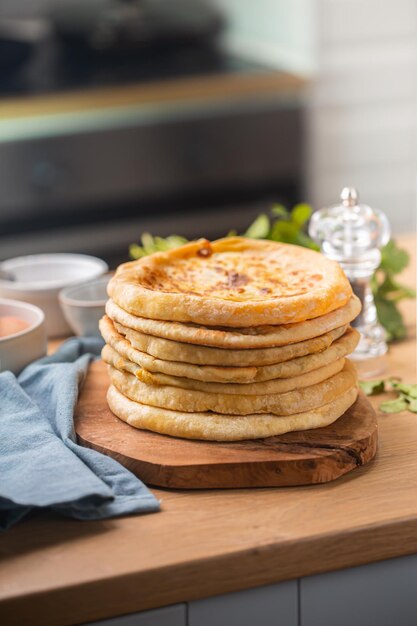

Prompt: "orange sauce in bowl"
[0,316,30,338]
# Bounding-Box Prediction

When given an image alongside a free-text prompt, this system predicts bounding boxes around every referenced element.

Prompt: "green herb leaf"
[371,238,414,341]
[140,232,156,254]
[129,234,188,259]
[380,239,409,275]
[129,243,147,259]
[359,377,417,414]
[377,274,416,301]
[270,220,299,244]
[391,382,417,398]
[374,296,407,341]
[293,231,320,251]
[269,203,318,249]
[165,235,188,248]
[408,399,417,413]
[271,204,289,219]
[359,379,386,396]
[380,397,409,413]
[244,214,270,239]
[291,203,313,227]
[153,236,171,251]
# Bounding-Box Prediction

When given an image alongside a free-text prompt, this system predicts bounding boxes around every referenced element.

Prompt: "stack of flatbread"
[100,237,361,441]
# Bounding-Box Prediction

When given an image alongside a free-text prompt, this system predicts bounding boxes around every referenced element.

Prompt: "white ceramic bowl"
[59,275,109,337]
[0,254,108,338]
[0,298,47,374]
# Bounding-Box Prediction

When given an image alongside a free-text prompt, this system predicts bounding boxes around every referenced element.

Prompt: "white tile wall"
[307,0,417,233]
[215,0,417,232]
[318,0,417,42]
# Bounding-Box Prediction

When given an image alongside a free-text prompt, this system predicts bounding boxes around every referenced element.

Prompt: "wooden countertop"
[0,235,415,626]
[0,71,306,121]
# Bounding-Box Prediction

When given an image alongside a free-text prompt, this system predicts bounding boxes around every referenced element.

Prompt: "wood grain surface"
[0,72,305,120]
[0,235,415,626]
[75,369,377,488]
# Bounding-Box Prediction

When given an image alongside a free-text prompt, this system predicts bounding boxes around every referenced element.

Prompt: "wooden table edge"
[0,71,307,121]
[1,514,417,626]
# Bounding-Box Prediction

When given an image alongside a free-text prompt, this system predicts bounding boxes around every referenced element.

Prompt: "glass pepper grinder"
[309,187,391,377]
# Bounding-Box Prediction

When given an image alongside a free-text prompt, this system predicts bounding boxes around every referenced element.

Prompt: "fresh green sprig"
[371,239,415,342]
[359,379,417,414]
[129,204,319,258]
[129,233,188,259]
[243,204,319,250]
[358,379,386,396]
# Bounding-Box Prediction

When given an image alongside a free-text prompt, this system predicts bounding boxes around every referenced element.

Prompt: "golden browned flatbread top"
[108,237,352,327]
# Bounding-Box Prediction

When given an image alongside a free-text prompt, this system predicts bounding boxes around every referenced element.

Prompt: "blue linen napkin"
[0,337,160,530]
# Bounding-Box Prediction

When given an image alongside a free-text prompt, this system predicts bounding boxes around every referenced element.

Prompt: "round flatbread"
[107,384,359,441]
[101,343,346,395]
[108,360,356,416]
[99,316,359,383]
[107,237,352,327]
[112,320,347,366]
[106,295,361,349]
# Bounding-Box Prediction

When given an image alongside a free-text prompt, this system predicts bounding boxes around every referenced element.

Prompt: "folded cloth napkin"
[0,337,160,530]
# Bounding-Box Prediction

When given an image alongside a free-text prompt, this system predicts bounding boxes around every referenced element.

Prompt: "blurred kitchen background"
[0,0,416,266]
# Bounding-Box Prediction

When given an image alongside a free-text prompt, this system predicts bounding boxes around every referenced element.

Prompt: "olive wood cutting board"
[74,360,378,489]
